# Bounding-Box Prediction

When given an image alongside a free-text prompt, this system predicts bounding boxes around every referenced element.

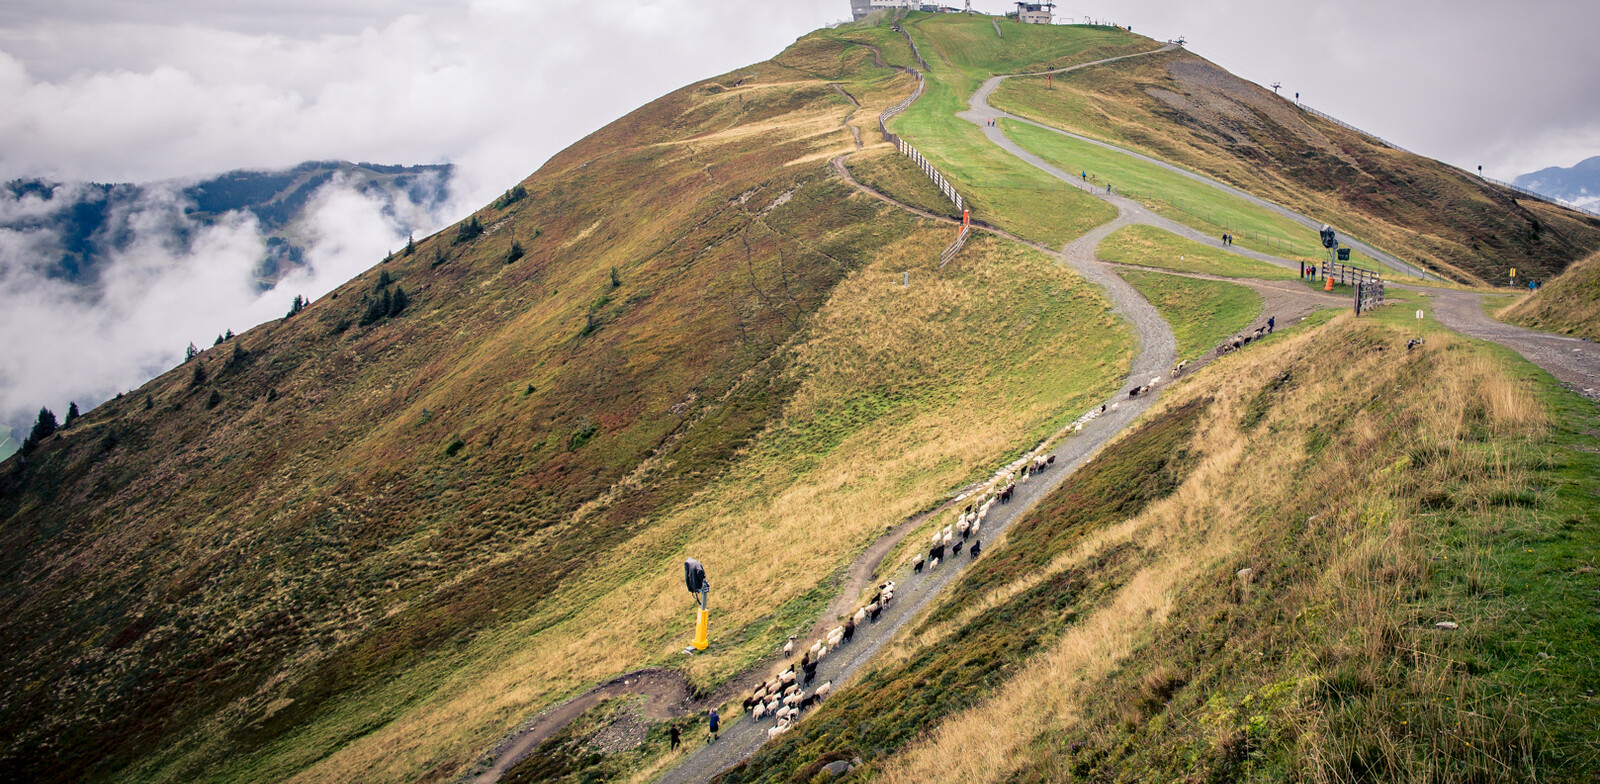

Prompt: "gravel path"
[1406,286,1600,400]
[962,63,1440,282]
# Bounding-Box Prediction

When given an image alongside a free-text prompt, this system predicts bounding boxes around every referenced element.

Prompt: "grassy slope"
[1101,224,1298,280]
[990,49,1600,283]
[827,14,1136,247]
[1004,119,1344,263]
[1118,270,1263,362]
[723,308,1600,784]
[1501,249,1600,339]
[0,23,1138,784]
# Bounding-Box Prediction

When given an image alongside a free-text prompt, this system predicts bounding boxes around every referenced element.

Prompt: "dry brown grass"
[868,313,1554,783]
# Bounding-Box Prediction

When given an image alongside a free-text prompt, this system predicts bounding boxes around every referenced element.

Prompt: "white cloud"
[0,176,438,436]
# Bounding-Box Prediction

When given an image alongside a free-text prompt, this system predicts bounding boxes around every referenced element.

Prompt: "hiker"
[670,725,681,750]
[1268,316,1275,333]
[707,709,720,743]
[1081,171,1087,181]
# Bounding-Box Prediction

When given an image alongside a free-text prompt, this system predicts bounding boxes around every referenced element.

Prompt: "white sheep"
[1150,376,1162,386]
[956,519,970,536]
[930,556,940,569]
[782,669,797,685]
[882,589,894,605]
[818,643,829,658]
[768,721,790,740]
[816,681,832,697]
[783,636,794,656]
[853,607,868,625]
[971,520,981,537]
[753,702,768,720]
[931,530,942,545]
[785,692,801,707]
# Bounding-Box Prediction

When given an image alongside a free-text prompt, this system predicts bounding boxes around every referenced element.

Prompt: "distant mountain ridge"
[2,160,453,286]
[1515,155,1600,211]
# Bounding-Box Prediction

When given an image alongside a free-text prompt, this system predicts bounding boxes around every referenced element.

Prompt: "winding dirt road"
[466,36,1599,784]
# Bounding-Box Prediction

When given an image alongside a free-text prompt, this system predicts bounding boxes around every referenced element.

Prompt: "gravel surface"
[1410,286,1600,400]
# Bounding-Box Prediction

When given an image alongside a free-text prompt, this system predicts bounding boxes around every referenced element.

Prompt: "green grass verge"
[1118,270,1263,362]
[1100,224,1298,280]
[1003,120,1342,263]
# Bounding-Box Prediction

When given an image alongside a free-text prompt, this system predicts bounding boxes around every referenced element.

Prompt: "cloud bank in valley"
[0,175,435,439]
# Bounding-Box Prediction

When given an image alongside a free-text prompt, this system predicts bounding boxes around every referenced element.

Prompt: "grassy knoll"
[1118,270,1263,362]
[725,312,1600,783]
[843,145,962,220]
[1100,224,1299,280]
[1501,249,1600,339]
[821,13,1148,247]
[990,50,1600,283]
[1005,120,1338,263]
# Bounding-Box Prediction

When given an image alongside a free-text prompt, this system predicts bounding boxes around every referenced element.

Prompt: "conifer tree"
[191,362,207,387]
[214,334,224,346]
[64,402,80,426]
[505,240,524,264]
[185,342,199,361]
[21,407,56,452]
[389,286,409,317]
[404,233,415,256]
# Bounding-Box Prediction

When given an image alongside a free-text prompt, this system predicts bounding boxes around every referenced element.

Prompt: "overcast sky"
[1,0,1595,198]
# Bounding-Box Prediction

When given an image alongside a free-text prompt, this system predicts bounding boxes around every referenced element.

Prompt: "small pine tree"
[404,233,415,256]
[64,402,80,426]
[455,215,483,244]
[21,407,56,452]
[191,362,207,387]
[185,342,199,361]
[266,389,279,402]
[287,294,305,318]
[361,289,392,325]
[431,248,447,268]
[505,240,524,264]
[205,390,223,410]
[610,267,621,288]
[389,286,409,317]
[378,270,393,288]
[214,334,224,346]
[224,329,234,341]
[229,342,247,367]
[144,395,154,411]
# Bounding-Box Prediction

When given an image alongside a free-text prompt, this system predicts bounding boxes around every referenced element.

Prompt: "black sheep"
[843,619,856,642]
[952,540,964,557]
[970,539,982,558]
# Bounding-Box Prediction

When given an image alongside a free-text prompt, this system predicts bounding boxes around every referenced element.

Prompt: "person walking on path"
[1268,316,1275,334]
[707,709,720,743]
[670,725,681,751]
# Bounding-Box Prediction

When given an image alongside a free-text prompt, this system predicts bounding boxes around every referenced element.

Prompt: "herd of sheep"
[743,581,897,739]
[739,379,1190,742]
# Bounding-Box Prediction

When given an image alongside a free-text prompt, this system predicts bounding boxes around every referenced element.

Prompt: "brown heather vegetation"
[720,307,1600,783]
[0,21,1133,784]
[992,49,1600,283]
[1501,249,1600,340]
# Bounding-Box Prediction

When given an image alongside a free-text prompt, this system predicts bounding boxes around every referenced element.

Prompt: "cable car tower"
[684,558,710,651]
